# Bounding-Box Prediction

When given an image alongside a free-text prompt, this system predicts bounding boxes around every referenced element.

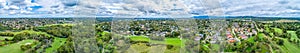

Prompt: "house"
[227,34,233,38]
[228,38,236,43]
[240,35,248,39]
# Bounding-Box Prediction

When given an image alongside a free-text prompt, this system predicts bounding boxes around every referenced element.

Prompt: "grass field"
[273,28,283,34]
[45,37,67,53]
[257,33,265,40]
[211,44,220,52]
[129,36,182,46]
[0,39,37,53]
[165,38,181,46]
[287,31,299,41]
[129,36,149,42]
[127,37,182,53]
[282,39,300,53]
[129,36,182,53]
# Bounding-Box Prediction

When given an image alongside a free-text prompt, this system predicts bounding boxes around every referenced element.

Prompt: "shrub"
[12,30,53,42]
[20,44,32,51]
[0,32,15,36]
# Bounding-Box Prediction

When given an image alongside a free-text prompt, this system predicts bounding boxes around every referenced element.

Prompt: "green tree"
[20,44,32,51]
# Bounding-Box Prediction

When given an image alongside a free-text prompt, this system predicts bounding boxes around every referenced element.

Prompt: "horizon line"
[0,15,300,18]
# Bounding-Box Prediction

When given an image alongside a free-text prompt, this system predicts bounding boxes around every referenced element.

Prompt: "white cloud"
[71,0,193,16]
[0,0,300,17]
[9,5,19,10]
[220,0,300,16]
[0,0,7,7]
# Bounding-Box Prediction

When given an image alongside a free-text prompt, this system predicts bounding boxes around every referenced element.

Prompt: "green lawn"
[129,36,183,53]
[121,35,182,44]
[211,44,220,52]
[287,31,299,41]
[45,37,67,53]
[257,33,265,40]
[246,37,255,43]
[282,39,300,53]
[0,36,13,40]
[273,28,283,34]
[165,38,181,46]
[265,27,271,33]
[0,39,37,53]
[129,36,182,46]
[129,36,149,42]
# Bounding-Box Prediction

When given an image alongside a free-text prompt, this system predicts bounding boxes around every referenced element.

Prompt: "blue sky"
[0,0,300,17]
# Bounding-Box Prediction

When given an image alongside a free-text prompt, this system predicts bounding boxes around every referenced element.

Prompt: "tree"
[277,39,284,45]
[0,32,15,36]
[100,32,112,42]
[165,31,180,38]
[20,44,32,51]
[13,33,26,41]
[57,38,75,53]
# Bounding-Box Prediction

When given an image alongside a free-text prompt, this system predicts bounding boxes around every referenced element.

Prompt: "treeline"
[272,22,300,31]
[56,31,116,53]
[34,24,73,38]
[0,30,53,42]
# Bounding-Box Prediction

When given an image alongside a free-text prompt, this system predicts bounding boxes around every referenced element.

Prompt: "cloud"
[61,0,77,6]
[220,0,300,16]
[0,0,300,17]
[0,0,73,15]
[0,0,41,15]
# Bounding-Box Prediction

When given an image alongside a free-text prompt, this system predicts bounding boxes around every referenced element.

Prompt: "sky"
[0,0,300,17]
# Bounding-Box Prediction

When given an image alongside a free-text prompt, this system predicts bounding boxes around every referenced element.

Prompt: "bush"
[277,39,284,45]
[0,42,6,46]
[13,30,53,42]
[20,44,32,51]
[4,38,10,41]
[165,31,180,38]
[0,32,15,36]
[166,45,174,49]
[57,38,75,53]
